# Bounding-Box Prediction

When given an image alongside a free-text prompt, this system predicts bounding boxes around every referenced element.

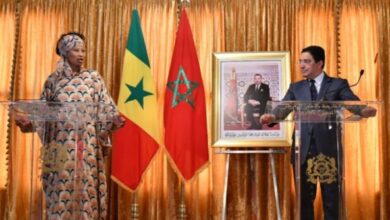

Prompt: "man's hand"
[260,113,276,124]
[360,106,377,118]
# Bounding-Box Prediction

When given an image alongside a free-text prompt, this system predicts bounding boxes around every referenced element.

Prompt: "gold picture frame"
[212,51,292,147]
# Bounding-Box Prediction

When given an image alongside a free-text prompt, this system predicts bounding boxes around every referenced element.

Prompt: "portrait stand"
[215,148,287,220]
[2,100,115,220]
[267,100,381,219]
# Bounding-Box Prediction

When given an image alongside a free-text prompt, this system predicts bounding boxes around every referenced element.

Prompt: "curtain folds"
[377,0,390,218]
[339,1,380,219]
[0,0,388,219]
[0,2,15,219]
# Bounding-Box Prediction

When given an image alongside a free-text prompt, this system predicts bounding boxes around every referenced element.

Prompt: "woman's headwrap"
[55,34,85,77]
[57,34,85,58]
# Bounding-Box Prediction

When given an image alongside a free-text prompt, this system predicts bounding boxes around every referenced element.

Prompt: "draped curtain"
[0,2,15,218]
[0,0,389,219]
[377,0,390,219]
[339,1,381,219]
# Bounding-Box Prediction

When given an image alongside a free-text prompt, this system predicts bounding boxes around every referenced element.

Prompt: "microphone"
[349,69,364,87]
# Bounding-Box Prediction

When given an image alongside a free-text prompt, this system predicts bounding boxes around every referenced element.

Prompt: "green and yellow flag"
[112,10,160,191]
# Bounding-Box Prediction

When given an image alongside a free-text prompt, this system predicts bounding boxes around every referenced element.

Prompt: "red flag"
[164,9,209,181]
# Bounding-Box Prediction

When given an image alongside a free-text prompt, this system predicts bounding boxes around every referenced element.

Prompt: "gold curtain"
[377,0,390,218]
[0,2,15,218]
[222,0,293,219]
[339,1,380,219]
[0,0,389,219]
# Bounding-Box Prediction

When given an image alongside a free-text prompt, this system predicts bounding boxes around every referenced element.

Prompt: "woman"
[17,32,123,220]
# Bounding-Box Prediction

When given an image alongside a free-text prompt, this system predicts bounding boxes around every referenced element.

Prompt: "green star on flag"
[113,9,161,192]
[125,77,153,108]
[167,66,199,108]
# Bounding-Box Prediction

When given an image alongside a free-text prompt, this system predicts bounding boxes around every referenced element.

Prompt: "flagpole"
[178,179,187,219]
[129,5,140,217]
[176,1,190,219]
[127,3,140,218]
[131,191,139,219]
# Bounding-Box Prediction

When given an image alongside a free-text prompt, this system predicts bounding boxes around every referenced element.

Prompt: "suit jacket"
[244,83,271,114]
[274,73,360,164]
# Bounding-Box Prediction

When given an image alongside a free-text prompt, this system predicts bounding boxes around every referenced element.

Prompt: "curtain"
[222,0,293,219]
[377,0,390,218]
[339,1,380,219]
[0,2,15,218]
[0,0,388,219]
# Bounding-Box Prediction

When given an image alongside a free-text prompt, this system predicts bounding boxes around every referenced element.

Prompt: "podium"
[1,100,116,219]
[266,100,381,219]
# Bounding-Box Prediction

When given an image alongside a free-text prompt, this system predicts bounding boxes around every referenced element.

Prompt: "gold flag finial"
[177,0,190,22]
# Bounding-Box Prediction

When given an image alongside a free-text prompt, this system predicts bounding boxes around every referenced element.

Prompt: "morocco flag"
[164,9,209,181]
[112,10,160,191]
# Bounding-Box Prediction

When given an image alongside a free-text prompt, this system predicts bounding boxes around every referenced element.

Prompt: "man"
[260,46,376,220]
[244,73,271,129]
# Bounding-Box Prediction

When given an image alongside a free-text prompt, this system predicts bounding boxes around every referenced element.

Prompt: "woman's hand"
[14,113,33,132]
[97,130,112,147]
[113,115,126,129]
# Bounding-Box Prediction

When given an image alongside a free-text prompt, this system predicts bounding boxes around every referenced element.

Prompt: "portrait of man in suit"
[260,45,376,219]
[243,73,271,130]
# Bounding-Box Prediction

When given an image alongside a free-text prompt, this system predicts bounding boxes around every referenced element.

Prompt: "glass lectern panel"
[1,100,116,220]
[266,100,381,220]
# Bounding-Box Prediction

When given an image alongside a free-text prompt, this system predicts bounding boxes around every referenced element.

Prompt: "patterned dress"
[39,69,121,220]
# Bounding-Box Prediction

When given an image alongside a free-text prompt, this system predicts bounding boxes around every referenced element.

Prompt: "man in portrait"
[243,73,271,129]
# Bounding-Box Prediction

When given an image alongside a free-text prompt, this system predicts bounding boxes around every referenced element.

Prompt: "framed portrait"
[212,51,292,147]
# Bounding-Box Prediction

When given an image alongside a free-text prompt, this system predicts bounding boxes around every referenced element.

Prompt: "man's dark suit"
[244,83,271,129]
[276,74,360,220]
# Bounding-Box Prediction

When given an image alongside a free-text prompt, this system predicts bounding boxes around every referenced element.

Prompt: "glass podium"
[266,100,381,219]
[1,100,116,219]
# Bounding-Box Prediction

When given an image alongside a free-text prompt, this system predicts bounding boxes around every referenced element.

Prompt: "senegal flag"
[112,10,160,191]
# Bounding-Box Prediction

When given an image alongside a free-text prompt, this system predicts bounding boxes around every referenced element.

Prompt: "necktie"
[255,85,259,91]
[309,79,318,100]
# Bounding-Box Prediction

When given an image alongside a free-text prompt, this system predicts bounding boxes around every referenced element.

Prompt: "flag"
[112,10,160,191]
[164,9,209,181]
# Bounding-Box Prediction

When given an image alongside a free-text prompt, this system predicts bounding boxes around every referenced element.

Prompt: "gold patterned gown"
[38,69,120,220]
